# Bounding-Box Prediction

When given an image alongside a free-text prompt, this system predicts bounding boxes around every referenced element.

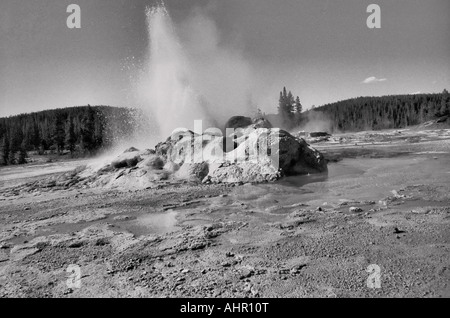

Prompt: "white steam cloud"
[135,4,255,146]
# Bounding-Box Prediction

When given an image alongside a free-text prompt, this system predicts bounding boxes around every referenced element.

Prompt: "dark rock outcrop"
[224,116,253,131]
[111,151,142,169]
[252,117,273,129]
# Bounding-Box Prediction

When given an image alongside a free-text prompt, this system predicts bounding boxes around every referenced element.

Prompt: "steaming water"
[139,4,209,141]
[107,3,254,151]
[278,159,364,188]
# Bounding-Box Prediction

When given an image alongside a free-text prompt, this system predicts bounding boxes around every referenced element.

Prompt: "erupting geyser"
[135,3,256,146]
[139,4,211,141]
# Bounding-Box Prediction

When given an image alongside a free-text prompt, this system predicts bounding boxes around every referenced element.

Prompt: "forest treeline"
[275,88,449,132]
[0,106,143,165]
[305,90,449,132]
[1,90,449,165]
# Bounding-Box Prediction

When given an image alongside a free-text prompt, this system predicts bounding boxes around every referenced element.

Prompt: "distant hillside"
[0,106,144,165]
[305,91,449,133]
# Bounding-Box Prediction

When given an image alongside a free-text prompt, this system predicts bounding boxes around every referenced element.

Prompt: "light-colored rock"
[163,161,180,173]
[140,155,165,170]
[176,163,209,182]
[67,121,327,189]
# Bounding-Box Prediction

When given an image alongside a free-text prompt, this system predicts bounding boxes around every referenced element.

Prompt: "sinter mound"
[73,117,328,190]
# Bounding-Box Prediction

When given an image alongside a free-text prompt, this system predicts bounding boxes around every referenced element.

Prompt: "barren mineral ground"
[1,128,449,298]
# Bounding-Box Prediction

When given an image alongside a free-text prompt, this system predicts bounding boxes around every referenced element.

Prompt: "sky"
[1,0,449,117]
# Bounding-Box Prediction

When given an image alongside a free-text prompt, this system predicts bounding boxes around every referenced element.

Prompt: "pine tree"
[8,135,17,165]
[39,138,48,155]
[66,117,76,155]
[80,106,96,154]
[53,113,66,154]
[1,136,9,165]
[8,150,16,165]
[419,103,426,122]
[278,87,296,128]
[31,120,40,151]
[294,96,303,125]
[287,91,295,114]
[295,96,302,114]
[18,140,27,164]
[278,90,286,116]
[8,128,23,165]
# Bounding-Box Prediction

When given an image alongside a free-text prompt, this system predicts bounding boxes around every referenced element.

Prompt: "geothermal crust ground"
[0,127,449,298]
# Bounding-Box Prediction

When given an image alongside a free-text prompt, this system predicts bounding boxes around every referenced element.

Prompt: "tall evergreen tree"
[294,96,303,124]
[54,113,66,154]
[295,96,303,114]
[278,89,286,116]
[18,140,27,164]
[8,127,23,165]
[80,106,96,154]
[66,116,76,155]
[31,121,40,151]
[1,136,9,165]
[287,91,295,114]
[278,87,296,128]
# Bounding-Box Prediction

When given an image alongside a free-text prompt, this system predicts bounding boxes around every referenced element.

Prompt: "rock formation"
[71,117,327,189]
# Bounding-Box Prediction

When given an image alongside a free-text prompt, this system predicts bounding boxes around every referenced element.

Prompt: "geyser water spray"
[138,4,210,142]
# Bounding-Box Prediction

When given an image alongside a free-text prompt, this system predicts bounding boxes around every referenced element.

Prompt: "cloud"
[411,91,421,95]
[362,76,387,84]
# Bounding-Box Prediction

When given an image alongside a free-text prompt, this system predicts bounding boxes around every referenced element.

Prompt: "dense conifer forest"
[276,88,449,132]
[1,90,449,165]
[308,90,449,132]
[0,106,142,165]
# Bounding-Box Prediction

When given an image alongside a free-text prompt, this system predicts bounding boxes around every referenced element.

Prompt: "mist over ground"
[298,110,334,133]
